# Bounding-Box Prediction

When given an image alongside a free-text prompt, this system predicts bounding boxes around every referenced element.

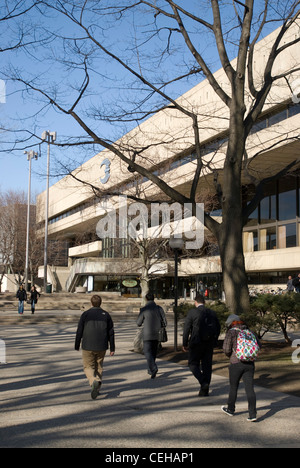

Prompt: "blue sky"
[0,0,283,198]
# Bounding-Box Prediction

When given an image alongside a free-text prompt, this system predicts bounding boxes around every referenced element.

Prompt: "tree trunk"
[216,107,250,316]
[218,218,250,316]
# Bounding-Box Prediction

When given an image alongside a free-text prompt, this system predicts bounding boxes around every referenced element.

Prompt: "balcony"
[68,241,102,258]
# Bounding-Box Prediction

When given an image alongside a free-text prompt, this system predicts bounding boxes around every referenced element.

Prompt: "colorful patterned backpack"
[234,328,260,362]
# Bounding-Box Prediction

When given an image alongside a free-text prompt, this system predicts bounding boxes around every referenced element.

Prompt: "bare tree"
[0,190,28,288]
[0,190,44,290]
[1,1,300,314]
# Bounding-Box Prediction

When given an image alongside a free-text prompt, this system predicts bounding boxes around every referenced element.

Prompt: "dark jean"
[143,340,159,375]
[227,362,257,418]
[188,343,214,387]
[18,300,24,315]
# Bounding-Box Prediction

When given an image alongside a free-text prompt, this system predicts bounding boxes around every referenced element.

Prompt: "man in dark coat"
[137,292,167,379]
[75,295,115,400]
[183,294,220,396]
[292,273,300,293]
[16,284,27,315]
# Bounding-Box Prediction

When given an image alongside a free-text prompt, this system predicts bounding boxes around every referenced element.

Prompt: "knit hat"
[225,314,241,327]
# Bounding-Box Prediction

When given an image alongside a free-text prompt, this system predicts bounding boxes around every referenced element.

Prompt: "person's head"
[195,294,205,306]
[91,295,102,308]
[19,284,23,289]
[146,292,155,302]
[225,314,244,329]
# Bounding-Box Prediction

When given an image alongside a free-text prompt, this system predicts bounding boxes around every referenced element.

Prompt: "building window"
[244,175,300,252]
[259,226,276,250]
[260,193,277,224]
[278,176,297,221]
[278,223,297,249]
[243,230,258,252]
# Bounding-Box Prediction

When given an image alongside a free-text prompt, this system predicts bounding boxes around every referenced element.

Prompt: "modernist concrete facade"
[36,24,300,297]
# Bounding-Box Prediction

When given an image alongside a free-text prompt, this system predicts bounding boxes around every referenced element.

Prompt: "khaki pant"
[82,350,106,386]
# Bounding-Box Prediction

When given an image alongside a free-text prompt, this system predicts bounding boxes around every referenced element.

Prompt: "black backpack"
[292,277,300,287]
[199,308,219,342]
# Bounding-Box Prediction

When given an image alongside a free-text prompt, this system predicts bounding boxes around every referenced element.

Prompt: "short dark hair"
[91,295,102,307]
[195,294,205,304]
[146,292,154,301]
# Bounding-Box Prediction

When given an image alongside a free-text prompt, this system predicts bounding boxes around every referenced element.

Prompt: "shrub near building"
[249,293,300,344]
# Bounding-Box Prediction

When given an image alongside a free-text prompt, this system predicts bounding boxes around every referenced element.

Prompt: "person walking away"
[30,286,41,314]
[183,294,220,397]
[222,314,261,422]
[75,295,115,400]
[292,273,300,293]
[137,292,167,379]
[16,284,27,315]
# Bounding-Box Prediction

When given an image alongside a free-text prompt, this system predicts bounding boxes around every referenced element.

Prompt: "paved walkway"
[0,320,300,448]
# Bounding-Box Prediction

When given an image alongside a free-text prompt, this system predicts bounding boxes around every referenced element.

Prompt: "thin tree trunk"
[218,221,250,316]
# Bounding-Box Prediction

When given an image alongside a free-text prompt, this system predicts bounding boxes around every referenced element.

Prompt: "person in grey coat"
[137,292,167,379]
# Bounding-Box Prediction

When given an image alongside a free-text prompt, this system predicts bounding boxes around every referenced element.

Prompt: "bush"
[175,300,229,332]
[175,294,300,343]
[250,293,300,343]
[209,300,229,332]
[174,302,194,319]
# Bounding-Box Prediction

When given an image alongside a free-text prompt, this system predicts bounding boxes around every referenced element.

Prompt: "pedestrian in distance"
[75,295,115,400]
[16,284,27,315]
[30,286,41,315]
[183,294,220,397]
[222,314,261,422]
[287,275,295,293]
[137,292,167,379]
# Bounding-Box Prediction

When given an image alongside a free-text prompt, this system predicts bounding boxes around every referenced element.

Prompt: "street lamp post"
[24,150,39,292]
[169,237,185,351]
[41,131,57,293]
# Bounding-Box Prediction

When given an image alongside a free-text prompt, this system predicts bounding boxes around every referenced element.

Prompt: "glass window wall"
[244,175,300,252]
[259,226,276,250]
[278,177,297,221]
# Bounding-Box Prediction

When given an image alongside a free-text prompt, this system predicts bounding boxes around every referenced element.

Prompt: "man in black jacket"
[75,295,115,400]
[16,284,27,315]
[183,294,220,397]
[292,273,300,293]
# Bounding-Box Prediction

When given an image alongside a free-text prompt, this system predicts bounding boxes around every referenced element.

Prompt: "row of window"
[135,100,300,185]
[247,176,300,225]
[48,198,97,225]
[244,174,300,252]
[244,221,300,252]
[48,101,300,226]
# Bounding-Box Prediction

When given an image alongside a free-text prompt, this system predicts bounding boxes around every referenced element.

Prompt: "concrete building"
[36,23,300,298]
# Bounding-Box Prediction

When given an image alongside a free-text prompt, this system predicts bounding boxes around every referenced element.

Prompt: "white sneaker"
[247,416,257,422]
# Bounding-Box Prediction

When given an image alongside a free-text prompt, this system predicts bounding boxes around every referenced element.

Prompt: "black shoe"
[199,383,209,397]
[151,370,158,379]
[91,380,101,400]
[221,406,234,417]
